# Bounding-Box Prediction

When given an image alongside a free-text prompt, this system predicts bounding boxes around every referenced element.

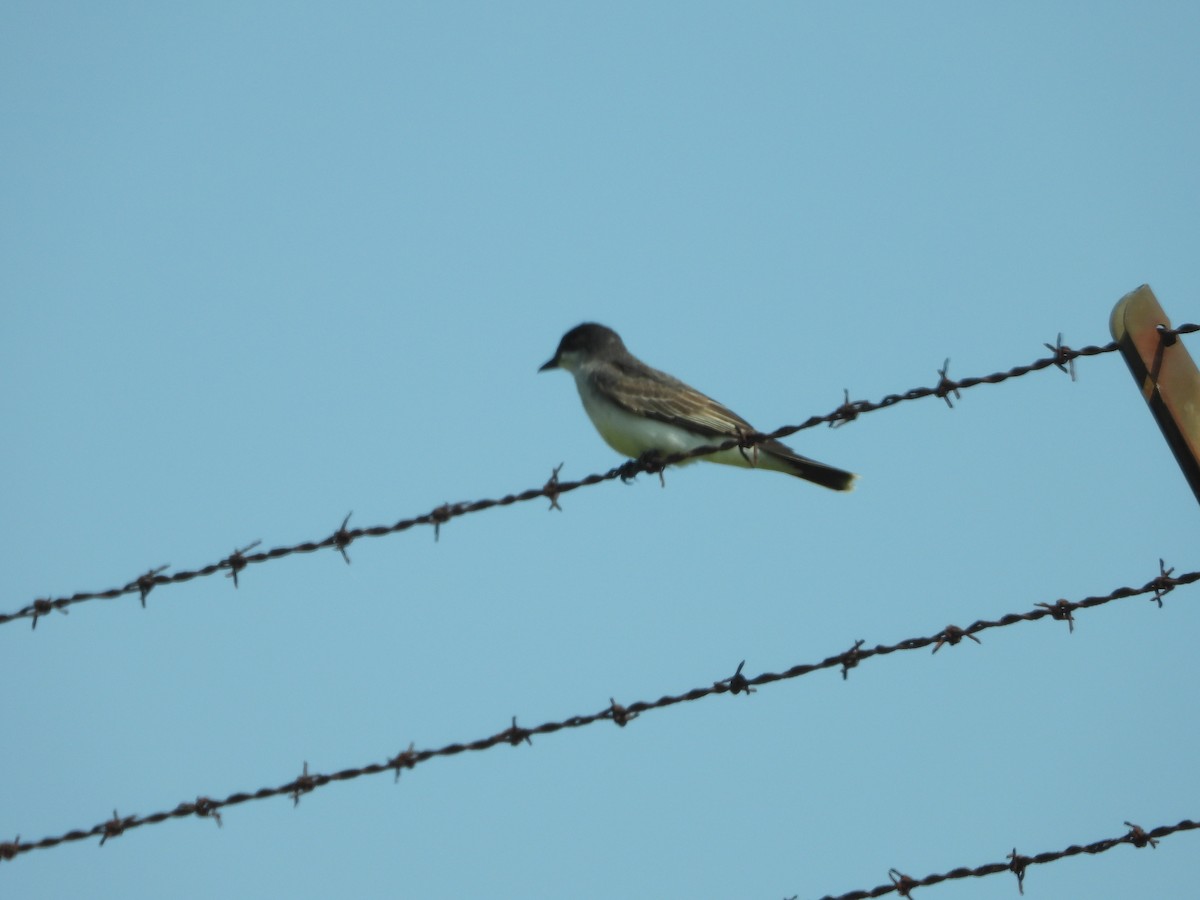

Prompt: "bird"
[539,323,857,491]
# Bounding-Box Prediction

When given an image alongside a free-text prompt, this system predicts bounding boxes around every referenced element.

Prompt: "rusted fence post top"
[1110,284,1200,505]
[1109,284,1147,341]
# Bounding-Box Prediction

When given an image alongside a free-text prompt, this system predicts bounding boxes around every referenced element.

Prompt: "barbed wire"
[3,559,1193,864]
[11,326,1196,631]
[809,817,1200,900]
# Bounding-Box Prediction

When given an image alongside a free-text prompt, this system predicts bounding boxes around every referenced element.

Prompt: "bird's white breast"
[572,370,708,461]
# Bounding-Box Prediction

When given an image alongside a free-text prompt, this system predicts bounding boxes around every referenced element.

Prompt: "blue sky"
[3,3,1199,898]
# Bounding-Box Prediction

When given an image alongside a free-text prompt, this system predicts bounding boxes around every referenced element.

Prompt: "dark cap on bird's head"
[539,323,627,372]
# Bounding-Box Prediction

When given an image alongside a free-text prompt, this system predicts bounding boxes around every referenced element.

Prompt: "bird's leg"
[635,449,668,487]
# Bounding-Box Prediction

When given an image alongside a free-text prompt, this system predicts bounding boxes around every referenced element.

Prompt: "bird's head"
[539,323,626,373]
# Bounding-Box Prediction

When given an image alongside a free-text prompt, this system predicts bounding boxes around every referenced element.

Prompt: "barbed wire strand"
[2,559,1193,865]
[11,325,1197,631]
[808,817,1200,900]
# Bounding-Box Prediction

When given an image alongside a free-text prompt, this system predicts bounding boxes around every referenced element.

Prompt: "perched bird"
[539,323,857,491]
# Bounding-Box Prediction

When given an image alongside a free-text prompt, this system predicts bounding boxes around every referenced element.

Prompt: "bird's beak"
[538,355,559,372]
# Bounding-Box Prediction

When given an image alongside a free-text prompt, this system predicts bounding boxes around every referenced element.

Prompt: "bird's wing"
[589,360,755,437]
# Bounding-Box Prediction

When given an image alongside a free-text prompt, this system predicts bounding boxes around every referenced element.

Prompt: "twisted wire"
[13,327,1195,630]
[811,818,1199,899]
[2,559,1192,863]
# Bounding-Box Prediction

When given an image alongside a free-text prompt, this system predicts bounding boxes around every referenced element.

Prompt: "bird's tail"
[763,441,858,491]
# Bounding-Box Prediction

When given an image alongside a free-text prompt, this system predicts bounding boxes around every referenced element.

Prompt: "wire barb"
[1044,332,1078,381]
[840,639,865,680]
[1124,821,1160,849]
[333,513,354,564]
[187,797,222,828]
[721,659,756,696]
[936,358,961,408]
[1008,847,1029,894]
[222,541,262,589]
[735,426,762,467]
[830,388,860,428]
[29,597,66,631]
[0,836,20,862]
[505,716,533,747]
[135,564,170,608]
[197,797,222,827]
[608,697,637,727]
[1155,323,1179,347]
[429,504,453,542]
[390,743,418,783]
[1035,599,1077,633]
[99,810,133,847]
[888,868,918,898]
[291,762,315,808]
[1150,559,1176,608]
[931,624,982,653]
[544,464,564,511]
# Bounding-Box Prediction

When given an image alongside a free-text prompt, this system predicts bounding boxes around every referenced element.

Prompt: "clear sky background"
[3,4,1199,898]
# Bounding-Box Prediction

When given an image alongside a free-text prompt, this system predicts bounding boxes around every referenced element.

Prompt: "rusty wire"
[808,818,1199,900]
[11,326,1197,630]
[2,559,1194,863]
